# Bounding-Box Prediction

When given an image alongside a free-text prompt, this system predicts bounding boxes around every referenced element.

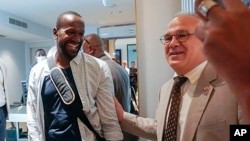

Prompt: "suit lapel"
[157,80,174,141]
[182,64,217,141]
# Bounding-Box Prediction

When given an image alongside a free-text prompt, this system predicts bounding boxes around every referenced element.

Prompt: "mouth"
[169,51,184,56]
[67,43,81,53]
[68,43,80,48]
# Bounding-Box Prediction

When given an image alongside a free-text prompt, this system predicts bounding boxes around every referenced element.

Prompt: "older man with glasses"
[114,13,243,141]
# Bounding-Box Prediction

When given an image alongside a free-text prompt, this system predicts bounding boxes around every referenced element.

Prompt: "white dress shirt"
[169,61,208,141]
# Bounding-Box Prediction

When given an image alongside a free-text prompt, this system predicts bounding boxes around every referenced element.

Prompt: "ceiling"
[0,0,135,42]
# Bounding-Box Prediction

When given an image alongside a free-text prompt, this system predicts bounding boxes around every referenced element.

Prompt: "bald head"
[83,33,105,57]
[56,11,83,29]
[167,14,203,34]
[85,34,104,49]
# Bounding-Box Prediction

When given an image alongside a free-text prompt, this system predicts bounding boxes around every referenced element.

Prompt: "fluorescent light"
[102,0,117,7]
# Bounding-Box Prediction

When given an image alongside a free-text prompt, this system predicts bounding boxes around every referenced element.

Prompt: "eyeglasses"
[160,30,195,45]
[84,39,101,48]
[84,39,91,45]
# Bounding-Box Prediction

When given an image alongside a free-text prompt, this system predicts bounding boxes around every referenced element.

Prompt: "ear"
[89,47,95,55]
[53,28,58,40]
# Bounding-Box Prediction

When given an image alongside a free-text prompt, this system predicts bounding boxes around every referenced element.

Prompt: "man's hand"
[113,97,124,122]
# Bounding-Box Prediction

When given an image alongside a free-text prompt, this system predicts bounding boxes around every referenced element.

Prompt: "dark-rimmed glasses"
[160,30,195,45]
[84,39,91,45]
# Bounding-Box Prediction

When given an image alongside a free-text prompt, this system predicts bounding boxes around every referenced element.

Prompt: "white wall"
[0,38,26,104]
[136,1,181,140]
[0,10,52,41]
[136,0,181,118]
[85,24,99,35]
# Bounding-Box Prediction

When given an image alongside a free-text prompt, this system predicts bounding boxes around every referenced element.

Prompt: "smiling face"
[164,15,206,75]
[53,12,85,61]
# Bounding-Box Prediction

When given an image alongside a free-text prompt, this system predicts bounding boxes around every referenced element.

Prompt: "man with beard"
[27,11,122,141]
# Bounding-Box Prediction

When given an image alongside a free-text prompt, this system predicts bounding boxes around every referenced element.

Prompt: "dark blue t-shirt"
[41,68,82,141]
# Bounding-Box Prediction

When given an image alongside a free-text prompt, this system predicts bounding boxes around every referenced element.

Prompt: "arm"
[26,67,41,141]
[114,97,157,140]
[0,59,9,118]
[96,63,123,141]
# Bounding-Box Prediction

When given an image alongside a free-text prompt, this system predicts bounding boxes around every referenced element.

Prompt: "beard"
[60,41,82,60]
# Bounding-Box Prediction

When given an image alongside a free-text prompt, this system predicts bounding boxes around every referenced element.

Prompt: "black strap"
[47,56,106,141]
[78,110,106,141]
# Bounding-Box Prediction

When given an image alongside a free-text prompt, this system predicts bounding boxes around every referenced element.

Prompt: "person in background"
[0,58,9,141]
[195,0,250,123]
[121,60,130,74]
[129,61,137,93]
[28,49,47,71]
[27,11,122,141]
[114,13,243,141]
[83,33,138,141]
[34,49,47,64]
[26,49,47,88]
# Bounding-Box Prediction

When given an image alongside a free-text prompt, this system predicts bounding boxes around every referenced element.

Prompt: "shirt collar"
[174,60,207,85]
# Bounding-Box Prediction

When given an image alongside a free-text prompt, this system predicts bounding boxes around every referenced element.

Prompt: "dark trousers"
[0,105,7,141]
[123,131,139,141]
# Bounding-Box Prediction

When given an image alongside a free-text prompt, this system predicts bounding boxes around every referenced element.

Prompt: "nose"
[168,36,179,48]
[72,34,83,42]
